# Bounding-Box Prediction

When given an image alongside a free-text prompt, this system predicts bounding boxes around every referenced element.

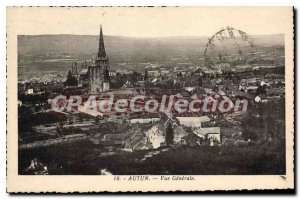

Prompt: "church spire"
[98,25,107,58]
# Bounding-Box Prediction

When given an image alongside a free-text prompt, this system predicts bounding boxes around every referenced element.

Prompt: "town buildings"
[17,26,287,176]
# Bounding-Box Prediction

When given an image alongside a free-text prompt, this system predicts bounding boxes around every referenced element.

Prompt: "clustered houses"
[18,25,286,156]
[99,114,222,150]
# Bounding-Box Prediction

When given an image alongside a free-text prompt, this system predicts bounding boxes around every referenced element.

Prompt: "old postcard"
[7,7,294,192]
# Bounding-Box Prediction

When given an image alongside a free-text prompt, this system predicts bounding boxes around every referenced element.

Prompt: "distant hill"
[18,34,284,64]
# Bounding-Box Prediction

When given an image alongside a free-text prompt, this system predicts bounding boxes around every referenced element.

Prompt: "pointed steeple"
[98,25,107,58]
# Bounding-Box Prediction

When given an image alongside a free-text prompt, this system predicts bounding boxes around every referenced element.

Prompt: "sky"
[7,7,293,37]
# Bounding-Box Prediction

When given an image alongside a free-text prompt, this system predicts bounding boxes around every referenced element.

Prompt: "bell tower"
[89,25,110,93]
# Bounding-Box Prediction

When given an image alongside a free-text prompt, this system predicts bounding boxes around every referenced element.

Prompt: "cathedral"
[88,25,110,93]
[67,25,110,93]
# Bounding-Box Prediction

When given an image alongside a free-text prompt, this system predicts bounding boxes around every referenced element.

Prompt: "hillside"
[18,34,284,64]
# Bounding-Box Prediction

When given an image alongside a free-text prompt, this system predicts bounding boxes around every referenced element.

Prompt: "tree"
[64,70,78,87]
[144,68,148,81]
[218,52,223,62]
[56,121,64,137]
[256,85,267,95]
[165,123,174,146]
[78,114,84,122]
[198,76,203,87]
[95,115,100,124]
[68,116,73,124]
[241,112,263,141]
[131,72,139,83]
[18,106,34,133]
[213,85,219,92]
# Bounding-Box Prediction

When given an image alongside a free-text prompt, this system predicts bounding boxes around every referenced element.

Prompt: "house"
[130,118,160,124]
[255,95,268,103]
[125,134,146,151]
[173,126,188,143]
[26,88,34,95]
[18,100,23,107]
[151,78,158,83]
[160,70,169,76]
[217,90,226,96]
[176,116,211,128]
[136,81,145,87]
[103,133,128,146]
[144,124,165,149]
[240,77,257,86]
[204,88,214,95]
[148,70,160,77]
[179,90,191,98]
[124,126,149,151]
[193,127,221,144]
[184,86,196,92]
[246,86,259,95]
[25,83,45,95]
[255,95,261,103]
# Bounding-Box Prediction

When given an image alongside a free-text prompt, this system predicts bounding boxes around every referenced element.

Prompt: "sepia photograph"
[6,6,294,192]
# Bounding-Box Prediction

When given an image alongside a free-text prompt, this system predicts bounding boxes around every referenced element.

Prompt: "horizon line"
[18,33,285,39]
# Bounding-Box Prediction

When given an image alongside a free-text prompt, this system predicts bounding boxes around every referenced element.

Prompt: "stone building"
[89,25,110,93]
